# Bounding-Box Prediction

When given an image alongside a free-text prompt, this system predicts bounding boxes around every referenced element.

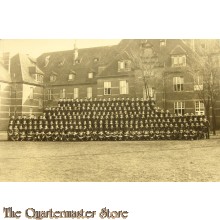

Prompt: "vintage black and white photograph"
[0,39,220,182]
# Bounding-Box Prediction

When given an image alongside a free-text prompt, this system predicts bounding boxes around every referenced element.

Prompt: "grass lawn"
[0,140,219,182]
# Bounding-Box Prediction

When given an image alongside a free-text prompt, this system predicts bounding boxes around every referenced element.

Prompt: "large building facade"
[0,55,12,130]
[0,39,220,130]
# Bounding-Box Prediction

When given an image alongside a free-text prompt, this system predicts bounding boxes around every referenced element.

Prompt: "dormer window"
[88,72,93,79]
[50,71,57,82]
[118,60,131,72]
[34,74,43,83]
[50,75,56,82]
[171,55,186,67]
[69,73,74,81]
[94,58,99,62]
[29,66,44,83]
[68,71,76,81]
[160,40,166,47]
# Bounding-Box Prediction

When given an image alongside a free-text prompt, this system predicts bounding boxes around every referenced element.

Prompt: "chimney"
[73,40,78,65]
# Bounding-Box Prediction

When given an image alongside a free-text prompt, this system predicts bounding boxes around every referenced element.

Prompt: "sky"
[0,39,121,58]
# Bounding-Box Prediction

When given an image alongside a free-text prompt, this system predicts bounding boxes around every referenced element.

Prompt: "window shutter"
[181,76,184,84]
[182,55,186,66]
[118,61,121,71]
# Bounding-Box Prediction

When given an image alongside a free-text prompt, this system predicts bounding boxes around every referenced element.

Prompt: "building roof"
[0,63,11,83]
[7,39,197,86]
[98,39,195,77]
[170,45,187,55]
[10,53,44,84]
[36,39,196,82]
[37,45,119,85]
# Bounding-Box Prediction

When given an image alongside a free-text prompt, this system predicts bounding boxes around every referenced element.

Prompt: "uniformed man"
[165,129,172,140]
[118,130,123,141]
[8,125,14,141]
[149,128,155,141]
[143,130,150,141]
[183,128,190,140]
[78,127,85,141]
[203,118,210,139]
[123,130,130,141]
[45,130,52,141]
[40,129,46,141]
[154,129,160,140]
[98,130,105,141]
[189,128,196,140]
[19,130,26,141]
[26,129,34,141]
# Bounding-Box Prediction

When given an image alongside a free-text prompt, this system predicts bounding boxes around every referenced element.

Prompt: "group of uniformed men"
[8,97,210,141]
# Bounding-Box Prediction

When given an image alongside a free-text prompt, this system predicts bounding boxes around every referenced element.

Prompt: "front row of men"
[8,125,209,141]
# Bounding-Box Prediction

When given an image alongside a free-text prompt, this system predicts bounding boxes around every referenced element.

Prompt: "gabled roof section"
[98,39,196,77]
[10,53,45,84]
[170,45,187,55]
[35,39,196,82]
[0,63,11,83]
[37,45,119,85]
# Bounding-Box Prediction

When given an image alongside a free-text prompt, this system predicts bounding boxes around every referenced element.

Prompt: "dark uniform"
[9,97,211,142]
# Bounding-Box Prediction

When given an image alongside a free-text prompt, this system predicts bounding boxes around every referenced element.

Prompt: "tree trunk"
[211,106,216,135]
[205,104,210,125]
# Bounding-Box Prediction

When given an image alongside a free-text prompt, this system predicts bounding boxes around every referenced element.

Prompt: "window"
[88,72,93,79]
[87,87,92,98]
[120,80,129,94]
[35,74,43,83]
[174,102,185,115]
[60,89,66,99]
[173,77,184,91]
[160,40,166,47]
[118,61,125,70]
[50,75,56,82]
[94,58,99,62]
[48,89,52,100]
[104,82,111,95]
[171,55,186,67]
[68,73,74,81]
[194,75,203,90]
[143,87,156,100]
[118,60,131,72]
[30,87,34,99]
[195,101,205,115]
[149,87,156,100]
[73,88,79,99]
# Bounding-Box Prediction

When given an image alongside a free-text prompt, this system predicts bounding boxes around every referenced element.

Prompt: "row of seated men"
[8,126,209,141]
[8,118,210,141]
